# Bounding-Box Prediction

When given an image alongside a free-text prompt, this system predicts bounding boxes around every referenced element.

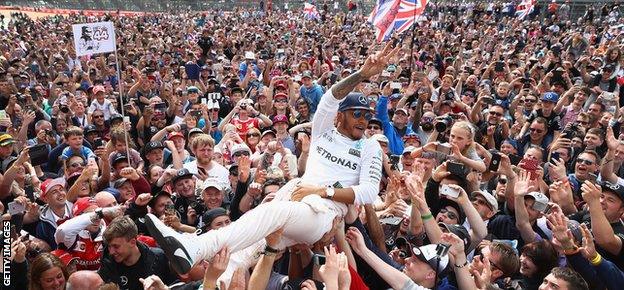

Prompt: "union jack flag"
[369,0,428,42]
[303,3,320,20]
[516,0,536,20]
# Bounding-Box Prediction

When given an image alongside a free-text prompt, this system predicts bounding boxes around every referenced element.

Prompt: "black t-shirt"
[526,109,561,134]
[98,242,177,290]
[487,212,521,242]
[475,120,505,149]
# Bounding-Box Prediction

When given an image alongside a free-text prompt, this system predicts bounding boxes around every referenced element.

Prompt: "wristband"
[454,260,468,268]
[264,245,279,254]
[589,253,602,265]
[421,213,433,220]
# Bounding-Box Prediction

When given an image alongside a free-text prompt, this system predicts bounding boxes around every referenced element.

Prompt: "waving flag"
[516,0,535,20]
[303,3,320,20]
[368,0,428,42]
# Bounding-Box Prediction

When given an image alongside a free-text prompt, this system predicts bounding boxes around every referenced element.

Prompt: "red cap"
[273,114,288,124]
[273,93,288,100]
[168,131,185,140]
[92,85,105,95]
[72,197,98,216]
[275,80,288,89]
[40,178,66,200]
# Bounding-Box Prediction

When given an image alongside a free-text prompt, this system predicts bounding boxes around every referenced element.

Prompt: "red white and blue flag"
[368,0,428,42]
[303,3,320,20]
[516,0,536,20]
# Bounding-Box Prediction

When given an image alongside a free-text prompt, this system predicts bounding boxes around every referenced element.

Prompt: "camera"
[60,104,70,114]
[435,115,453,133]
[562,123,580,139]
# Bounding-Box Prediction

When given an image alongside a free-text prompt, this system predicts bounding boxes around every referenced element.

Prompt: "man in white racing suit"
[144,42,400,280]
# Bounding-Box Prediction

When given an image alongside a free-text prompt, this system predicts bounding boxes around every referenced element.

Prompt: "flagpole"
[407,0,418,77]
[112,36,132,161]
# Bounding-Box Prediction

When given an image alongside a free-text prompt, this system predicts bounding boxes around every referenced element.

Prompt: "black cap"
[231,87,244,94]
[142,141,165,156]
[438,222,471,252]
[338,92,372,112]
[171,168,194,184]
[110,113,124,123]
[439,198,466,225]
[368,118,382,127]
[600,180,624,201]
[111,153,129,166]
[84,125,98,134]
[201,208,228,230]
[149,190,172,207]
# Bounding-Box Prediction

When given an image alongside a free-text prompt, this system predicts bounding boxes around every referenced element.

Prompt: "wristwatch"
[325,185,335,200]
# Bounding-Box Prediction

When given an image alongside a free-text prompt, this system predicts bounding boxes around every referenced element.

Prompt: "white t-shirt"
[183,160,230,190]
[88,99,117,120]
[300,89,383,215]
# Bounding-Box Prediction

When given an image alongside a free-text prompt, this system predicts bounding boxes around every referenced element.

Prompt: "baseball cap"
[201,208,228,231]
[331,55,340,62]
[0,134,15,147]
[41,178,66,199]
[302,70,313,79]
[273,114,288,124]
[113,178,130,189]
[72,197,98,216]
[599,180,624,201]
[471,190,499,211]
[410,244,450,274]
[438,222,471,250]
[149,190,172,207]
[84,125,98,135]
[142,141,165,156]
[526,191,549,213]
[92,85,105,95]
[111,153,129,167]
[273,93,288,100]
[230,143,251,156]
[395,108,408,115]
[368,118,382,127]
[231,87,244,94]
[187,86,200,93]
[261,130,276,138]
[172,168,194,184]
[390,93,403,100]
[201,177,223,192]
[188,128,204,138]
[168,131,185,140]
[109,113,123,124]
[403,146,417,155]
[439,198,466,224]
[338,92,372,112]
[403,132,421,142]
[541,92,559,103]
[370,134,389,144]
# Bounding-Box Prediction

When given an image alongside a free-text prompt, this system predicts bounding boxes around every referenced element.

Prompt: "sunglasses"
[275,99,288,103]
[529,128,544,134]
[247,133,260,137]
[368,125,380,130]
[524,99,537,103]
[92,115,104,119]
[576,158,594,165]
[351,109,373,121]
[489,111,503,117]
[439,208,458,220]
[68,161,86,168]
[233,151,251,157]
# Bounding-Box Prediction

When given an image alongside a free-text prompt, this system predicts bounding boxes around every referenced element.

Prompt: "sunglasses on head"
[351,109,373,121]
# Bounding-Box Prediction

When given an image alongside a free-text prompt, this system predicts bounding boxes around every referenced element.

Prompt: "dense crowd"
[1,1,624,290]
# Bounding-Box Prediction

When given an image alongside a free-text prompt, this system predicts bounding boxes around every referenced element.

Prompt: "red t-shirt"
[231,117,260,142]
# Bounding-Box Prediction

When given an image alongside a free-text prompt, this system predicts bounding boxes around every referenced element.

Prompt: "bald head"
[95,191,117,208]
[67,270,103,290]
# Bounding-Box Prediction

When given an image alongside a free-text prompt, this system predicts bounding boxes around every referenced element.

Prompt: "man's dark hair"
[490,242,519,278]
[550,267,589,290]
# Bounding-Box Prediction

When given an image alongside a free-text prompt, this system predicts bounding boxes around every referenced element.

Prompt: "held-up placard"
[72,21,116,56]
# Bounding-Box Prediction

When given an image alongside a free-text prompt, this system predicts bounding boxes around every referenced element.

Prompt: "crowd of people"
[1,1,624,290]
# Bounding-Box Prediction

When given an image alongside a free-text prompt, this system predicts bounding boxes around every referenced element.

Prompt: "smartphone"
[440,184,460,198]
[165,204,175,216]
[550,152,560,164]
[390,82,402,89]
[489,152,501,171]
[94,137,105,148]
[154,102,167,112]
[191,110,203,118]
[520,158,539,179]
[447,161,466,177]
[272,152,283,167]
[482,96,495,105]
[185,63,200,80]
[8,201,25,215]
[508,154,522,165]
[179,123,188,131]
[436,143,452,155]
[389,154,400,170]
[313,254,326,266]
[495,61,504,72]
[0,110,6,119]
[380,216,403,226]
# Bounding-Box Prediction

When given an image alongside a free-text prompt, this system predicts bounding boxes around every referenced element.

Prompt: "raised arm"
[581,181,623,255]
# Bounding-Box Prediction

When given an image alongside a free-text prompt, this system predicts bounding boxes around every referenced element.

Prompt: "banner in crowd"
[303,3,319,20]
[516,0,536,20]
[368,0,428,42]
[72,21,116,56]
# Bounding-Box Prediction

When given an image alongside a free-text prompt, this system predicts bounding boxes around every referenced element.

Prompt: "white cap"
[230,143,251,156]
[402,146,417,155]
[472,190,499,211]
[201,178,223,192]
[332,55,340,62]
[370,134,389,144]
[244,51,255,60]
[526,191,549,213]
